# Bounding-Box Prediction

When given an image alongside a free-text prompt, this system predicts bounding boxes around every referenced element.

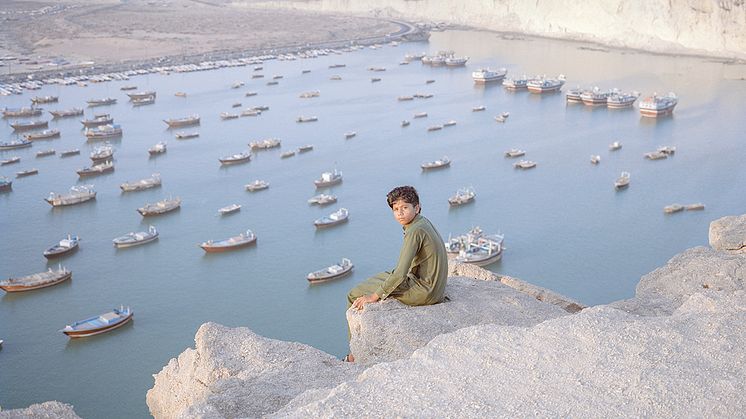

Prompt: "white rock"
[709,214,746,253]
[0,401,81,419]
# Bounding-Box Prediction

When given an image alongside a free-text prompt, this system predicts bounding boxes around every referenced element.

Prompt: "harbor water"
[1,30,745,417]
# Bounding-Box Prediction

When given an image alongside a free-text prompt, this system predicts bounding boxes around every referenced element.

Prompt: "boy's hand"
[352,293,380,310]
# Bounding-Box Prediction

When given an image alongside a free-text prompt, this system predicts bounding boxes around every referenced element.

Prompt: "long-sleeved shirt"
[374,214,448,303]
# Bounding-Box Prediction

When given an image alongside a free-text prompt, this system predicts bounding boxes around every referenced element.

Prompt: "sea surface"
[1,30,745,417]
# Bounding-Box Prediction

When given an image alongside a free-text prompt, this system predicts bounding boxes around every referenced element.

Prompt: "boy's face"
[391,199,419,226]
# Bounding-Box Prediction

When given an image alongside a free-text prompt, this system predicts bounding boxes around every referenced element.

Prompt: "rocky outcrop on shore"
[0,401,81,419]
[254,0,746,60]
[147,214,746,418]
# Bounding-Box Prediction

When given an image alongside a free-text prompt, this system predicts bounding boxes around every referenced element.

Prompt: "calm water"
[1,30,745,417]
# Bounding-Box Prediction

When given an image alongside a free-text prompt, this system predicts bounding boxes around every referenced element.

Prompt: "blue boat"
[61,306,133,338]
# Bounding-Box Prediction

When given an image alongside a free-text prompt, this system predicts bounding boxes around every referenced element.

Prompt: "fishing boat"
[1,156,20,165]
[448,187,476,206]
[174,91,187,97]
[218,203,241,215]
[245,179,270,191]
[137,197,181,216]
[2,107,42,118]
[685,203,705,211]
[565,87,584,103]
[77,160,114,178]
[664,204,684,214]
[132,96,155,106]
[504,149,526,158]
[81,113,113,127]
[314,208,349,228]
[281,150,296,158]
[609,141,622,151]
[425,79,436,84]
[307,258,354,283]
[127,91,156,100]
[472,105,486,112]
[443,120,457,127]
[591,155,601,165]
[87,97,117,107]
[314,169,343,188]
[31,95,58,104]
[503,76,530,90]
[329,63,346,68]
[175,131,199,139]
[308,193,337,206]
[427,125,443,132]
[454,236,504,267]
[413,93,433,99]
[46,185,96,206]
[298,144,314,153]
[0,139,32,150]
[61,306,133,338]
[513,160,537,169]
[60,149,80,157]
[36,149,55,157]
[231,81,245,89]
[220,112,239,120]
[445,56,469,66]
[219,152,252,165]
[413,112,428,118]
[607,91,640,108]
[296,115,318,123]
[371,77,381,83]
[267,81,279,86]
[639,92,678,117]
[112,225,158,247]
[580,87,611,105]
[148,142,167,155]
[644,151,668,160]
[527,75,566,93]
[398,95,414,101]
[472,68,507,84]
[614,171,631,189]
[43,235,80,259]
[16,168,38,177]
[85,124,122,140]
[245,91,258,97]
[49,108,83,118]
[11,120,48,131]
[200,230,257,252]
[120,85,137,91]
[163,115,200,127]
[494,112,510,123]
[344,131,357,139]
[249,138,281,150]
[421,157,450,171]
[299,90,320,98]
[120,173,161,192]
[241,109,261,117]
[0,177,12,191]
[401,120,410,127]
[0,266,72,292]
[24,129,60,140]
[90,143,114,162]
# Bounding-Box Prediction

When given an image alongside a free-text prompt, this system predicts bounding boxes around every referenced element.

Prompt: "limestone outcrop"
[710,214,746,252]
[0,401,81,419]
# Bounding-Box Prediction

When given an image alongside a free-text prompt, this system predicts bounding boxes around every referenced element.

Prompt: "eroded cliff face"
[250,0,746,59]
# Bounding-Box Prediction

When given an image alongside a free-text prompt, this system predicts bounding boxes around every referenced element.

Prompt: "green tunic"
[347,214,448,308]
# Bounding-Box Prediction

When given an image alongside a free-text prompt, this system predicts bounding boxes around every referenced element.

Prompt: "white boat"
[200,230,256,252]
[296,115,318,123]
[472,105,486,112]
[344,131,357,139]
[503,76,530,90]
[245,179,270,191]
[220,112,239,120]
[527,75,566,93]
[299,90,320,98]
[421,157,450,170]
[472,68,507,84]
[609,141,622,151]
[448,187,476,206]
[639,92,677,117]
[614,171,631,189]
[657,145,676,155]
[219,152,252,165]
[413,112,428,118]
[112,226,158,248]
[494,112,510,123]
[307,258,354,283]
[445,56,469,66]
[46,185,96,206]
[90,143,114,162]
[314,208,349,228]
[314,170,343,188]
[137,197,181,216]
[249,138,281,150]
[175,131,199,139]
[77,160,114,178]
[148,142,167,155]
[664,204,684,214]
[307,193,338,206]
[218,204,241,215]
[85,124,122,140]
[590,155,601,165]
[607,91,640,108]
[504,149,526,158]
[644,151,668,160]
[454,236,504,267]
[61,306,133,338]
[443,120,457,127]
[580,87,611,105]
[120,173,161,192]
[163,115,200,127]
[513,160,537,169]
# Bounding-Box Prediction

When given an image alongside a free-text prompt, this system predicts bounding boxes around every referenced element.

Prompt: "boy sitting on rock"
[345,185,448,362]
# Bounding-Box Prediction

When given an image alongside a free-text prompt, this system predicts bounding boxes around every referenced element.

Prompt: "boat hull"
[0,272,72,292]
[200,239,256,253]
[113,235,158,248]
[307,267,353,283]
[43,245,79,259]
[63,313,133,338]
[640,105,676,117]
[459,251,502,267]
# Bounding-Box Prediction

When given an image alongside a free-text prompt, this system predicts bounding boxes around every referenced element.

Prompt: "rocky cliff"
[250,0,746,60]
[146,214,746,418]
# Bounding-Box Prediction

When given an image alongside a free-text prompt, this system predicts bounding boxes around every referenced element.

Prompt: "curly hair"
[386,186,420,209]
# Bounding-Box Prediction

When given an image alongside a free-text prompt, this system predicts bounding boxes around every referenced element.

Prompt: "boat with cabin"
[120,173,161,192]
[220,152,252,165]
[664,204,684,214]
[685,203,705,211]
[0,177,12,191]
[219,204,241,215]
[314,170,343,188]
[36,149,55,157]
[607,91,640,108]
[299,90,320,98]
[121,85,137,91]
[513,160,537,169]
[314,208,349,228]
[50,108,83,118]
[43,235,80,259]
[448,187,476,206]
[398,95,414,101]
[639,92,678,117]
[494,112,510,123]
[138,197,181,216]
[472,105,486,112]
[443,120,457,127]
[503,76,530,90]
[127,91,156,100]
[221,112,239,120]
[61,306,133,338]
[401,120,410,127]
[16,168,38,177]
[90,143,113,162]
[307,258,354,283]
[344,131,357,139]
[0,266,72,292]
[81,113,113,127]
[77,160,114,178]
[148,142,167,155]
[454,236,504,267]
[644,150,668,160]
[200,230,257,252]
[609,141,622,151]
[281,150,296,158]
[614,171,631,189]
[60,149,80,157]
[132,96,155,106]
[580,87,611,105]
[527,75,566,93]
[0,139,32,150]
[504,149,526,158]
[298,144,314,153]
[445,56,469,66]
[245,179,270,191]
[175,131,199,139]
[3,107,42,118]
[413,112,428,118]
[85,124,122,140]
[308,193,337,206]
[565,87,584,103]
[428,125,443,132]
[297,115,318,123]
[25,129,60,140]
[86,97,117,107]
[472,68,507,84]
[31,95,58,104]
[1,156,20,165]
[112,225,158,247]
[245,91,258,97]
[46,185,96,206]
[421,157,451,170]
[164,115,200,127]
[249,138,281,150]
[11,120,48,131]
[591,155,601,165]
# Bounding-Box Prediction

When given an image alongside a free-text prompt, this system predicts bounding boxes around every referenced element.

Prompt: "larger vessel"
[24,129,60,141]
[314,208,349,228]
[0,266,72,292]
[448,187,476,207]
[49,108,83,118]
[164,115,200,127]
[421,157,451,171]
[45,185,96,206]
[81,113,113,127]
[120,173,161,192]
[113,226,159,247]
[580,87,611,106]
[77,160,114,178]
[43,235,80,259]
[90,143,114,162]
[31,95,58,104]
[199,230,257,252]
[61,306,133,338]
[314,169,343,188]
[607,90,640,109]
[307,258,354,283]
[454,236,504,267]
[503,76,530,91]
[2,107,42,118]
[86,97,117,107]
[639,92,677,117]
[127,91,156,100]
[11,120,48,131]
[472,68,507,84]
[138,197,181,216]
[85,124,123,140]
[0,139,32,150]
[219,152,252,165]
[527,75,566,93]
[249,138,281,150]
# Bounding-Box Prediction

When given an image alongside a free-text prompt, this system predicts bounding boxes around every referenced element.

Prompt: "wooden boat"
[448,187,476,206]
[401,120,410,127]
[120,85,137,91]
[609,141,622,151]
[685,203,705,211]
[413,112,428,118]
[120,173,161,192]
[90,144,114,162]
[344,131,357,139]
[2,107,42,118]
[454,236,504,267]
[46,185,96,206]
[44,235,80,259]
[200,230,257,252]
[503,76,530,90]
[11,120,48,131]
[113,225,158,247]
[591,155,601,165]
[657,145,676,155]
[138,197,181,216]
[219,152,252,165]
[127,91,156,100]
[174,92,187,97]
[0,139,32,150]
[0,266,72,292]
[245,179,269,192]
[1,156,20,165]
[580,87,611,106]
[398,96,414,101]
[49,108,83,118]
[639,92,677,117]
[308,194,337,206]
[86,97,117,107]
[314,208,349,228]
[421,157,450,170]
[25,129,60,141]
[77,161,114,178]
[31,95,58,104]
[413,93,433,99]
[314,170,343,188]
[16,168,38,177]
[267,81,279,86]
[664,204,684,214]
[249,138,281,150]
[296,115,318,123]
[298,144,314,153]
[218,203,241,215]
[504,149,526,158]
[221,112,239,120]
[148,142,167,155]
[163,115,200,127]
[614,171,631,189]
[241,109,262,117]
[513,160,537,169]
[245,91,258,97]
[299,90,320,98]
[443,120,457,127]
[472,68,507,84]
[307,258,354,283]
[61,306,133,338]
[132,96,155,106]
[81,113,113,127]
[175,131,199,139]
[607,91,640,108]
[60,149,81,157]
[644,151,668,160]
[427,125,443,132]
[0,176,12,191]
[85,124,122,140]
[472,105,486,112]
[36,149,55,157]
[280,150,296,159]
[527,75,566,93]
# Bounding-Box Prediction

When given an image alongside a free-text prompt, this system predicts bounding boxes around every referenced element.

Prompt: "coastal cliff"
[251,0,746,60]
[146,214,746,418]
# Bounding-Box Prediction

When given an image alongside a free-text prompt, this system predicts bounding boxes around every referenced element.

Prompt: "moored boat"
[685,203,705,211]
[31,95,58,104]
[49,108,83,118]
[90,143,114,162]
[46,185,96,206]
[503,76,530,90]
[81,113,113,127]
[664,204,684,214]
[36,149,55,157]
[60,149,80,157]
[639,92,678,117]
[219,152,252,165]
[245,179,269,191]
[591,155,601,165]
[61,306,133,338]
[445,56,469,66]
[580,87,611,105]
[454,236,504,267]
[24,129,60,140]
[0,139,32,150]
[281,150,296,158]
[200,230,257,252]
[299,90,320,98]
[401,120,410,127]
[0,266,72,292]
[448,187,476,206]
[175,131,199,139]
[296,115,318,123]
[132,96,155,106]
[113,225,158,247]
[2,107,42,118]
[527,75,566,93]
[249,138,281,150]
[513,160,537,169]
[1,156,20,165]
[43,235,80,259]
[85,124,122,140]
[443,120,457,127]
[427,125,443,132]
[120,173,161,192]
[504,149,526,158]
[218,203,241,215]
[174,92,187,97]
[314,169,343,188]
[87,97,117,107]
[16,168,38,177]
[298,144,314,153]
[607,91,640,108]
[220,112,239,120]
[127,91,156,100]
[657,145,676,155]
[472,105,486,112]
[344,131,357,139]
[77,160,114,178]
[164,115,200,127]
[307,258,354,283]
[148,142,167,155]
[308,193,337,206]
[565,87,584,103]
[644,151,668,160]
[472,68,507,84]
[0,176,12,191]
[137,197,181,216]
[413,112,428,118]
[314,208,349,228]
[421,157,450,170]
[614,171,631,189]
[11,120,48,131]
[609,141,622,151]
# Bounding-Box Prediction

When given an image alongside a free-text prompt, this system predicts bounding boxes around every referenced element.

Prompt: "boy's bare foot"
[343,353,355,362]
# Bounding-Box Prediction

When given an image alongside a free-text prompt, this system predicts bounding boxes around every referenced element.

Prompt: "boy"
[345,186,447,362]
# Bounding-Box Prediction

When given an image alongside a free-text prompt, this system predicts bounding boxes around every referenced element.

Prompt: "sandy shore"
[0,0,402,77]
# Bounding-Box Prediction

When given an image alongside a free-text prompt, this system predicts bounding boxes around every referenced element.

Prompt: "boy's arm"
[374,229,423,299]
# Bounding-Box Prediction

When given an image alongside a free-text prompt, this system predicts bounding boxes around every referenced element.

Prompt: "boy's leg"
[347,272,389,309]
